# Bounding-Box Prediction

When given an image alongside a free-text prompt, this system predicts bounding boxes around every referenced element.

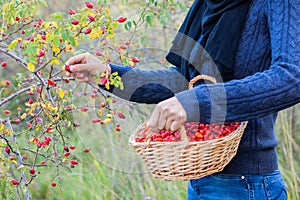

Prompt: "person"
[65,0,299,199]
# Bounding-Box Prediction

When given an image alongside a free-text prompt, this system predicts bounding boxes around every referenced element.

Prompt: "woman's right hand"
[64,52,111,84]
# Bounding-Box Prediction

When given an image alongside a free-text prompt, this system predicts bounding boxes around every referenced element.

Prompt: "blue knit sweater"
[105,0,300,174]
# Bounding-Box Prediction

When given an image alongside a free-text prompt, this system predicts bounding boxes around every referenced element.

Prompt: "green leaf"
[124,21,132,30]
[69,37,76,47]
[52,36,60,47]
[146,15,152,26]
[50,12,64,21]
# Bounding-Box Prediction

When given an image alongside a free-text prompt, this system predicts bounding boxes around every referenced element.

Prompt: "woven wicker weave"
[128,75,248,181]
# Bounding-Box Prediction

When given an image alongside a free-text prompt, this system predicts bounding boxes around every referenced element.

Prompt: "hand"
[147,97,187,131]
[64,52,111,84]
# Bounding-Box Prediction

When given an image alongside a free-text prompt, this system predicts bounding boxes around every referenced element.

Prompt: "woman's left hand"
[147,97,187,131]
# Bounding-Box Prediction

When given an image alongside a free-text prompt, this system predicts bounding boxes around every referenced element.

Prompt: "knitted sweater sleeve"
[175,0,300,122]
[106,64,188,104]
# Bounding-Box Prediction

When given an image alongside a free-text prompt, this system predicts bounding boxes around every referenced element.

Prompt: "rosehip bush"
[0,0,188,199]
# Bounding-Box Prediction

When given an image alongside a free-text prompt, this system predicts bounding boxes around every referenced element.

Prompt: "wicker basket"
[128,75,248,181]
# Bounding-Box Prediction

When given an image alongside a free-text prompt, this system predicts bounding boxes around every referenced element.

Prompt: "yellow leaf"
[28,62,35,72]
[98,108,103,116]
[50,58,60,65]
[3,4,8,11]
[20,113,27,120]
[128,60,134,67]
[52,46,61,53]
[11,160,18,165]
[0,124,4,132]
[103,118,111,124]
[58,88,65,99]
[105,8,110,15]
[17,165,24,170]
[36,124,41,131]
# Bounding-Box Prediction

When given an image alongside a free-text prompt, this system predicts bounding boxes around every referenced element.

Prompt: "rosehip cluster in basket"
[135,122,241,143]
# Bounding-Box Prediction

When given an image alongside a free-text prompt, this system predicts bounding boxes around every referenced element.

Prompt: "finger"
[170,120,182,131]
[72,72,86,79]
[157,111,166,130]
[147,107,161,131]
[70,63,94,73]
[165,118,174,130]
[66,72,72,77]
[76,77,89,82]
[65,53,87,67]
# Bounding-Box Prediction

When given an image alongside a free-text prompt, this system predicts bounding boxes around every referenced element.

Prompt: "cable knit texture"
[106,0,300,174]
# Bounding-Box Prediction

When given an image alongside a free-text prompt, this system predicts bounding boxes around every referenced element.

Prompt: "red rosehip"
[80,107,89,112]
[116,127,121,131]
[40,160,46,165]
[90,93,96,98]
[64,146,69,151]
[65,105,73,110]
[117,112,125,119]
[4,110,10,114]
[65,64,71,73]
[28,91,34,95]
[17,107,21,112]
[27,123,32,128]
[83,148,91,153]
[92,118,101,123]
[74,122,80,127]
[1,62,7,67]
[15,119,20,124]
[46,127,52,133]
[88,16,95,21]
[86,2,94,9]
[48,79,57,87]
[29,168,35,175]
[119,45,127,50]
[11,179,19,185]
[21,30,26,34]
[85,28,92,34]
[131,56,140,63]
[51,182,57,187]
[70,160,78,165]
[96,51,102,56]
[41,35,46,40]
[37,88,41,93]
[101,77,108,85]
[5,80,10,85]
[15,16,20,21]
[38,51,45,57]
[38,19,43,26]
[5,147,10,154]
[117,16,127,23]
[69,145,76,150]
[69,9,76,15]
[71,19,79,25]
[64,152,71,157]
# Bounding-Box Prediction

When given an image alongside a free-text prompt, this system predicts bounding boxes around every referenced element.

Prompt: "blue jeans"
[187,170,287,200]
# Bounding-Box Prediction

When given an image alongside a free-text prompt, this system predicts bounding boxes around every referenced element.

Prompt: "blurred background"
[0,0,299,199]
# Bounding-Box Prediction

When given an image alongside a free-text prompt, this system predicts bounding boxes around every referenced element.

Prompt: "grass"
[22,103,299,200]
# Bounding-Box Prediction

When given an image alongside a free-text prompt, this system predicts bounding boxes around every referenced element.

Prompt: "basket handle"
[188,75,217,89]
